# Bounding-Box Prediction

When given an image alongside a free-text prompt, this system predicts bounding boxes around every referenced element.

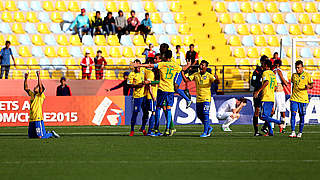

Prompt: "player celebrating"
[127,59,146,136]
[24,71,60,139]
[273,60,288,132]
[217,97,248,132]
[289,60,313,138]
[181,60,215,137]
[254,60,284,136]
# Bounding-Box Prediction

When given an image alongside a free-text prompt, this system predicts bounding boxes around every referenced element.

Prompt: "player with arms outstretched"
[24,71,60,139]
[289,60,313,138]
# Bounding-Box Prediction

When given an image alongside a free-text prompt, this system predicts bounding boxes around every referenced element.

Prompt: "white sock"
[223,116,238,127]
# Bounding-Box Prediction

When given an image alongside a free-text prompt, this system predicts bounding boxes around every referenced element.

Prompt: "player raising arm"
[181,60,215,137]
[289,60,313,138]
[24,71,59,139]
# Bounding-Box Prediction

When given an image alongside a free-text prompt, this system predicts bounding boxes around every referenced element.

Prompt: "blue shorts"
[290,101,307,116]
[196,102,210,119]
[174,72,183,86]
[145,99,156,112]
[28,120,51,139]
[133,97,145,113]
[260,101,274,118]
[157,90,174,107]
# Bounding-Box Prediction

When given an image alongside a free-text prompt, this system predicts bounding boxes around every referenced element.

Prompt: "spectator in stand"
[105,72,133,96]
[154,53,161,63]
[56,77,72,96]
[103,12,116,36]
[0,41,15,79]
[94,50,107,80]
[127,10,140,33]
[81,50,94,80]
[115,10,128,41]
[69,8,90,42]
[270,52,280,65]
[186,44,199,75]
[142,43,156,62]
[91,11,103,36]
[173,45,186,66]
[140,13,152,41]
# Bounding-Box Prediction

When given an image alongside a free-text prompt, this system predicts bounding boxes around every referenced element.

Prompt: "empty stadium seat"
[65,58,78,70]
[158,35,171,45]
[53,58,66,70]
[45,46,57,57]
[228,2,240,13]
[255,36,267,46]
[2,12,13,22]
[266,2,279,13]
[106,1,117,12]
[233,13,245,24]
[150,13,162,24]
[247,47,259,58]
[316,25,320,35]
[250,24,262,35]
[253,2,265,13]
[260,48,272,57]
[259,13,272,24]
[39,58,52,70]
[19,34,31,45]
[162,13,174,24]
[229,36,241,46]
[152,24,164,35]
[63,12,74,23]
[289,24,302,35]
[303,25,315,35]
[31,1,42,11]
[237,24,249,35]
[56,1,67,11]
[80,1,91,12]
[157,1,169,12]
[145,2,157,12]
[312,14,320,24]
[242,36,254,46]
[313,48,320,58]
[93,1,105,12]
[57,47,70,57]
[12,24,25,34]
[18,1,30,11]
[272,14,284,24]
[43,1,55,11]
[82,35,94,46]
[170,2,181,12]
[246,13,258,24]
[285,14,297,24]
[268,36,280,47]
[19,46,32,57]
[14,12,26,22]
[292,2,304,13]
[94,35,107,46]
[70,35,82,46]
[300,48,313,58]
[98,47,108,57]
[27,58,40,69]
[174,13,186,24]
[38,23,50,34]
[234,48,245,58]
[5,1,18,11]
[50,23,63,34]
[32,46,44,57]
[276,24,289,35]
[220,13,231,24]
[32,35,45,46]
[279,2,291,12]
[7,35,19,45]
[51,12,63,23]
[166,24,178,35]
[225,24,237,35]
[171,36,183,47]
[239,59,250,70]
[305,59,316,70]
[264,24,276,35]
[215,2,227,13]
[44,34,57,45]
[184,36,195,46]
[12,71,24,79]
[109,47,121,58]
[305,2,317,13]
[107,35,120,46]
[123,47,135,58]
[120,1,130,12]
[132,1,144,13]
[179,24,191,34]
[57,35,69,46]
[70,47,82,57]
[26,12,39,23]
[240,2,252,13]
[14,58,26,70]
[133,35,146,46]
[120,35,133,46]
[298,14,311,24]
[39,11,51,23]
[69,1,80,12]
[146,35,159,46]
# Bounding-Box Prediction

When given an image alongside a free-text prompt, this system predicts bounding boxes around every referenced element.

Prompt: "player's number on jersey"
[165,68,174,79]
[269,76,275,89]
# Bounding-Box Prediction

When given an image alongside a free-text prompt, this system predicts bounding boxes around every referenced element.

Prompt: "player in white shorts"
[273,60,288,131]
[217,97,248,132]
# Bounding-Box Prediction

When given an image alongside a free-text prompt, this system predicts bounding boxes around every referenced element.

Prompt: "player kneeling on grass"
[289,60,313,138]
[24,71,60,139]
[217,97,247,132]
[181,60,215,137]
[254,60,285,136]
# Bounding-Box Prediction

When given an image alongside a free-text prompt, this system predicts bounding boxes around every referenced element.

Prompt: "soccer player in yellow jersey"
[24,71,59,139]
[254,60,284,136]
[127,59,146,136]
[181,60,215,137]
[289,60,313,138]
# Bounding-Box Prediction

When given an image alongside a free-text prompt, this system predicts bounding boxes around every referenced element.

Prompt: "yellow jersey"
[157,61,182,92]
[127,71,145,98]
[144,69,158,100]
[189,72,215,103]
[261,70,277,102]
[28,91,45,122]
[291,71,313,103]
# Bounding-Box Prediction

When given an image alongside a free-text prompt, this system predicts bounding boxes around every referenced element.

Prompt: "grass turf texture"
[0,125,319,180]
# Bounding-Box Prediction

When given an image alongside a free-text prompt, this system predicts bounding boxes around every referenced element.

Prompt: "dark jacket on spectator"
[91,16,103,28]
[103,16,115,30]
[57,85,72,96]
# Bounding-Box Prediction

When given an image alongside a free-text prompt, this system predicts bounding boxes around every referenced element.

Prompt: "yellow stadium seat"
[52,71,63,80]
[233,13,245,24]
[229,36,241,46]
[32,35,45,46]
[220,13,231,24]
[0,35,4,46]
[82,47,94,57]
[247,47,259,58]
[234,48,245,58]
[14,12,26,22]
[298,14,311,24]
[65,58,78,70]
[109,47,121,58]
[286,47,298,58]
[105,70,117,80]
[240,2,252,13]
[70,35,82,46]
[305,59,316,70]
[2,12,13,22]
[66,71,77,80]
[174,13,186,24]
[239,59,250,70]
[292,2,304,13]
[302,25,315,35]
[27,58,40,69]
[145,2,157,12]
[37,23,50,34]
[57,35,70,46]
[282,59,290,70]
[266,2,278,12]
[12,24,25,34]
[150,13,162,24]
[289,24,301,35]
[27,12,39,23]
[56,1,67,11]
[51,12,63,23]
[237,25,249,35]
[7,35,19,45]
[12,71,24,79]
[106,2,117,12]
[255,36,267,46]
[69,1,80,12]
[5,1,17,11]
[45,47,57,57]
[119,1,130,12]
[178,24,191,35]
[260,48,272,57]
[117,59,128,70]
[0,2,3,11]
[253,2,265,13]
[14,58,25,70]
[311,14,320,24]
[250,25,262,35]
[263,24,275,35]
[95,35,107,46]
[107,35,120,46]
[97,46,108,57]
[268,36,280,47]
[171,36,183,47]
[313,71,320,78]
[123,47,134,58]
[170,2,182,12]
[146,35,159,46]
[133,35,146,46]
[58,47,71,57]
[19,46,32,57]
[136,47,145,58]
[184,36,195,46]
[43,1,55,11]
[272,14,284,24]
[314,48,320,58]
[305,2,317,13]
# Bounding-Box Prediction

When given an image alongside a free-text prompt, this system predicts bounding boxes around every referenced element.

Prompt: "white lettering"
[22,101,30,110]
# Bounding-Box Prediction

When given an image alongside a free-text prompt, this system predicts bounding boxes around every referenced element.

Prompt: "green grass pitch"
[0,125,319,180]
